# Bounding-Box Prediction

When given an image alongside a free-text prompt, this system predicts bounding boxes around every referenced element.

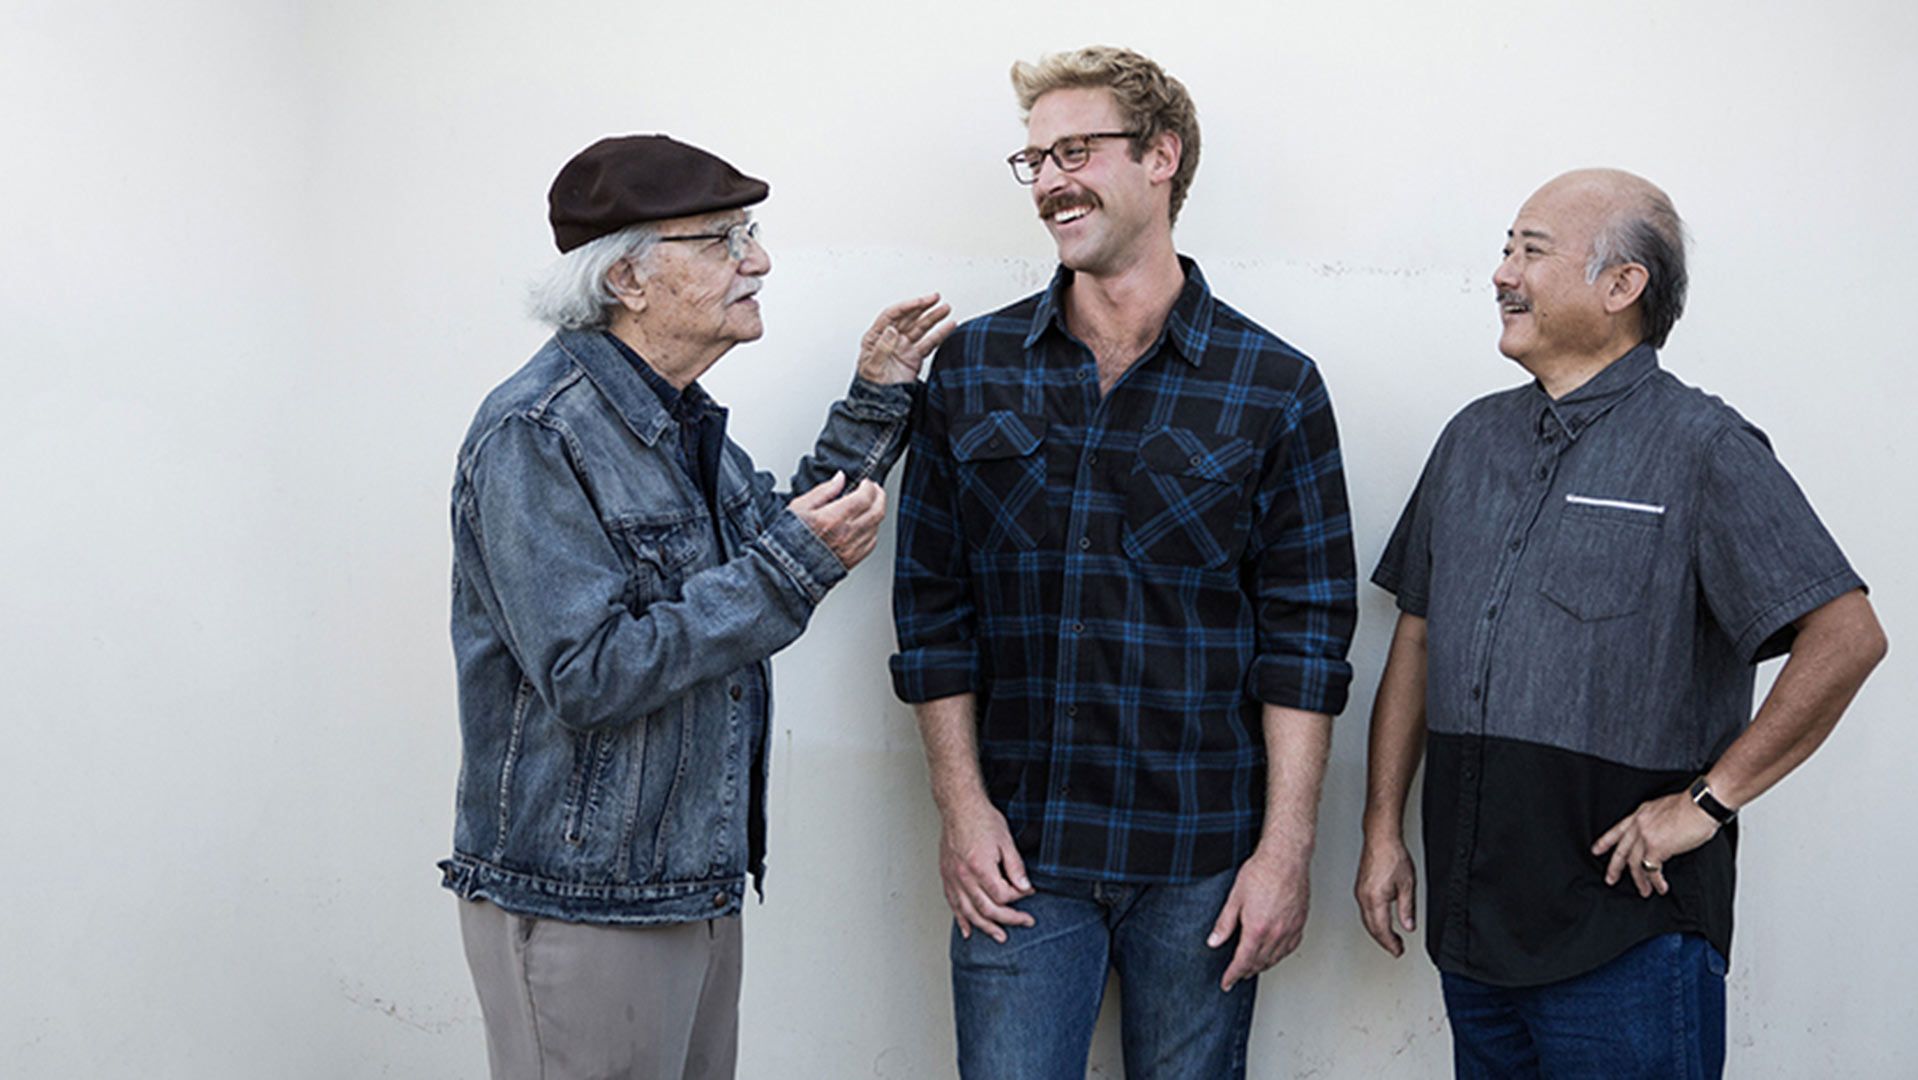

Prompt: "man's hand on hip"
[856,293,956,384]
[1592,792,1721,898]
[937,795,1035,943]
[1209,840,1312,991]
[789,471,886,570]
[1354,833,1418,958]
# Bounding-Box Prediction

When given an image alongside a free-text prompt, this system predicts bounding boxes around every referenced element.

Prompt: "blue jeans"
[1441,932,1727,1079]
[949,869,1255,1080]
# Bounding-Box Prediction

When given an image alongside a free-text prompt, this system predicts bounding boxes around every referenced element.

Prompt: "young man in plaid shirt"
[890,46,1358,1078]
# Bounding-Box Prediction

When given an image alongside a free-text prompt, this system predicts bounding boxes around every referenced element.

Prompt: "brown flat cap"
[548,134,770,252]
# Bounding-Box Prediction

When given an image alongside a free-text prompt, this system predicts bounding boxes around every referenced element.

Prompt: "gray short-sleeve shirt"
[1374,343,1863,986]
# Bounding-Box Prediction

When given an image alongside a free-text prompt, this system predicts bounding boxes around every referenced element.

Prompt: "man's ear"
[1147,130,1181,185]
[1603,262,1649,315]
[607,258,647,314]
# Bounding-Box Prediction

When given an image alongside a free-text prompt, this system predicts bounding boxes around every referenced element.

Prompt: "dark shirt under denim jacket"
[891,260,1358,883]
[1374,343,1864,986]
[443,328,914,924]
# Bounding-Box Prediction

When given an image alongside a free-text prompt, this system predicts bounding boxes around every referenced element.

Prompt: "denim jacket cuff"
[757,504,850,605]
[844,376,920,419]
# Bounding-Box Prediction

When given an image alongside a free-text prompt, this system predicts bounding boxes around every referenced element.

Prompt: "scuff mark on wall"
[337,980,471,1036]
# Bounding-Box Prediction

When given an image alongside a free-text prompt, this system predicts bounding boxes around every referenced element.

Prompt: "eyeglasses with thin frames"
[1006,132,1140,184]
[656,220,762,261]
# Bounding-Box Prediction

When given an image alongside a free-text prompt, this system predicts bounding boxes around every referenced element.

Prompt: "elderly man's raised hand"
[858,293,956,384]
[789,471,888,570]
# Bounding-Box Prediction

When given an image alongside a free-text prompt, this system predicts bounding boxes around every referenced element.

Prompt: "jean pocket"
[1539,496,1665,620]
[1121,427,1257,570]
[952,410,1049,552]
[617,519,704,606]
[1705,941,1728,978]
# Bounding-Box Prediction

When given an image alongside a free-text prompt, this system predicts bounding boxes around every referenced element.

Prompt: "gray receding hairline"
[525,222,661,331]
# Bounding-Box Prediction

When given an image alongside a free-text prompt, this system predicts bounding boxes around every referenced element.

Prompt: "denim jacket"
[441,329,913,924]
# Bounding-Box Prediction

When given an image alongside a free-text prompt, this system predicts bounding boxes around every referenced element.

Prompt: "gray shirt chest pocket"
[1539,496,1666,621]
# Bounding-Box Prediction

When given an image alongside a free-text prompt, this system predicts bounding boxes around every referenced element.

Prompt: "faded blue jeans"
[949,868,1255,1079]
[1441,932,1727,1079]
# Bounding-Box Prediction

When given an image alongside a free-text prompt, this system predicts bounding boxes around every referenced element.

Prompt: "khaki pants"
[458,898,742,1080]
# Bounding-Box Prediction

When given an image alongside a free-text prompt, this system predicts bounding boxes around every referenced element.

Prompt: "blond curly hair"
[1011,45,1201,225]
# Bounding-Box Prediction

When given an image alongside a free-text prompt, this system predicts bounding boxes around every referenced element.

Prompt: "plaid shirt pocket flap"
[1123,427,1258,569]
[952,409,1044,462]
[951,410,1049,552]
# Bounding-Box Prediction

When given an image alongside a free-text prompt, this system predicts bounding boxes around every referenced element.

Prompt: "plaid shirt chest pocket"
[1121,426,1259,569]
[951,410,1051,552]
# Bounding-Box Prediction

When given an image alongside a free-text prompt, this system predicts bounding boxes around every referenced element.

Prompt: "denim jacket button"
[729,684,743,701]
[712,892,728,909]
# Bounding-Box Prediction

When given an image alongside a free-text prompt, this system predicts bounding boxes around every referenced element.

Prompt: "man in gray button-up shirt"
[1354,169,1886,1076]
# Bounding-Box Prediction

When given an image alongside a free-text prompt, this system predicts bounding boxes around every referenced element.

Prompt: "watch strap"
[1689,776,1736,825]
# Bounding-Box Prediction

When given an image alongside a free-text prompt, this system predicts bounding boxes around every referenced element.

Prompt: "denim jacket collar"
[553,328,675,447]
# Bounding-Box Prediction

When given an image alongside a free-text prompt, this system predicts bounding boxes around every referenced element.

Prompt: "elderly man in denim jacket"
[441,135,953,1080]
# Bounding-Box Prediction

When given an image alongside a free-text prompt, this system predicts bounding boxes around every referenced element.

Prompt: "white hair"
[525,222,659,330]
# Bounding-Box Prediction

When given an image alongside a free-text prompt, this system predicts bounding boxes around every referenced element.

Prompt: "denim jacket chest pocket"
[616,514,706,608]
[1539,496,1667,620]
[1122,426,1258,570]
[952,410,1049,552]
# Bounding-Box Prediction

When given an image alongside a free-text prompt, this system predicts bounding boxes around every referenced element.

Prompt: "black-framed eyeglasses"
[1006,132,1140,184]
[656,220,761,261]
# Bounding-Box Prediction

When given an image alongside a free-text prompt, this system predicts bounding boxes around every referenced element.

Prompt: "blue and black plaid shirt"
[890,260,1357,883]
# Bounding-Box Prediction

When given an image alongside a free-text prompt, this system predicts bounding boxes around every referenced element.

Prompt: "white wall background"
[2,1,1911,1076]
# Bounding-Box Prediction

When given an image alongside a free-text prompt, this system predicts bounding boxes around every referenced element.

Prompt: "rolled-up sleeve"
[889,360,981,702]
[1246,362,1358,715]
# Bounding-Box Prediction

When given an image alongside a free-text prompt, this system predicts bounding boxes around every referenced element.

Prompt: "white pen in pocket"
[1565,493,1666,515]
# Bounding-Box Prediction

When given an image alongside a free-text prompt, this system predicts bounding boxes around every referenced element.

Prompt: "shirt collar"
[1023,255,1215,367]
[1534,342,1661,441]
[602,331,705,418]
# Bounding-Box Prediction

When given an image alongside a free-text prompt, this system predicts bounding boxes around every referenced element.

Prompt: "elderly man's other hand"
[858,293,956,384]
[790,471,887,570]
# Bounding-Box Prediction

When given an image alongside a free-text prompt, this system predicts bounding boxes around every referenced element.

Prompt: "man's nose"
[1492,253,1518,290]
[1033,152,1073,194]
[739,234,771,276]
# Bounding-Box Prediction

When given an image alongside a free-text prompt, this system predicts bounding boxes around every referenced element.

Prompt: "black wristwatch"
[1689,776,1736,826]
